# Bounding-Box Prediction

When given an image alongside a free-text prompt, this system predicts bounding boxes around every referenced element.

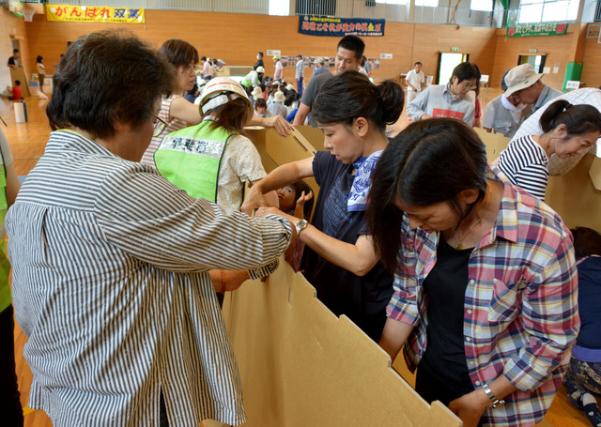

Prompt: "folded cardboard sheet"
[222,262,461,427]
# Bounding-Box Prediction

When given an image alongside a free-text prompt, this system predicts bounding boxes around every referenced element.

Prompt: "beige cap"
[251,86,263,99]
[503,64,543,97]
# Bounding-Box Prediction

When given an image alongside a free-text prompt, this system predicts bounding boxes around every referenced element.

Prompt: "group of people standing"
[1,29,600,427]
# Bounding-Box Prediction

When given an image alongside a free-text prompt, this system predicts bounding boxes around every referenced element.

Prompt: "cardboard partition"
[546,154,601,232]
[473,127,510,163]
[222,261,461,427]
[296,125,325,151]
[245,127,320,202]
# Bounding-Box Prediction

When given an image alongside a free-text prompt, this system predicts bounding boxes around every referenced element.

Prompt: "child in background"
[10,81,22,101]
[276,181,314,271]
[155,77,275,214]
[36,56,46,94]
[268,91,288,118]
[276,181,314,219]
[251,86,263,104]
[565,227,601,427]
[254,98,271,118]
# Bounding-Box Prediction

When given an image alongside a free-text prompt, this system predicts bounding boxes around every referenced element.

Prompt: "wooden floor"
[1,93,591,426]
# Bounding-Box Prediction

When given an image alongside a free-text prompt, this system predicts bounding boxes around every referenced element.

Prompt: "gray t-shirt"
[482,95,523,138]
[300,71,333,127]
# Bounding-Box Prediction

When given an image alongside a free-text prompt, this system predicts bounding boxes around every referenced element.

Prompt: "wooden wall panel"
[23,11,495,86]
[411,24,497,81]
[490,25,586,90]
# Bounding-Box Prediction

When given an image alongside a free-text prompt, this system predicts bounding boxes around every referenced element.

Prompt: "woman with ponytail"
[495,99,601,200]
[242,71,404,341]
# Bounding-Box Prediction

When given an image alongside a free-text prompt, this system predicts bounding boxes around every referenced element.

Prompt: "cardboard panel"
[246,127,320,201]
[473,127,509,163]
[547,154,601,232]
[222,262,461,427]
[296,125,325,151]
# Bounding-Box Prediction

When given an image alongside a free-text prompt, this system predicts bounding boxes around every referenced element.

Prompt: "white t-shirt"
[218,134,267,214]
[36,63,46,75]
[274,61,283,81]
[406,69,426,92]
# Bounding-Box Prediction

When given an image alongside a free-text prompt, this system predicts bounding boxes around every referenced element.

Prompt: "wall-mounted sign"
[450,47,460,52]
[380,53,393,59]
[506,22,568,38]
[46,4,145,24]
[298,15,385,37]
[266,50,281,57]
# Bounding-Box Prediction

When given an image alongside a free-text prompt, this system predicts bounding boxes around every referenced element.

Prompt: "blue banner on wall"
[298,15,385,37]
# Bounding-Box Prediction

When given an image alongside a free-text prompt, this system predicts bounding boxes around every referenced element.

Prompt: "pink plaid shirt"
[387,179,579,426]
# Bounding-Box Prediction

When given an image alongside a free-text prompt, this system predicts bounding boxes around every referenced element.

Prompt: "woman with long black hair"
[368,118,579,427]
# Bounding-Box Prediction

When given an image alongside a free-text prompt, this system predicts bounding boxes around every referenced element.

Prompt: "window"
[415,0,439,7]
[471,0,494,11]
[269,0,290,16]
[518,0,580,23]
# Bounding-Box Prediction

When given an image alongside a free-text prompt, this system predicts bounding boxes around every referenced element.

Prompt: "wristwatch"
[483,384,505,408]
[295,219,309,235]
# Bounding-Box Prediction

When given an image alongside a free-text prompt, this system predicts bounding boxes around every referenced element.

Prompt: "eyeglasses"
[153,116,168,138]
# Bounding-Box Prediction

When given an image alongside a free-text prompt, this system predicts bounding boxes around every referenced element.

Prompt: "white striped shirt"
[495,135,549,201]
[6,130,291,427]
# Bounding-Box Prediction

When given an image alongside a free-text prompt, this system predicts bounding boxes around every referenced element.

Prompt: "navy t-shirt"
[576,256,601,349]
[300,151,394,341]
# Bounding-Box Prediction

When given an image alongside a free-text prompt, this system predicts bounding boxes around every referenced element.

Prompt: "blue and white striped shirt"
[6,130,291,427]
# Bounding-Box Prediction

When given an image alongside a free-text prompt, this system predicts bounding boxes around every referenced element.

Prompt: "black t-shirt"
[253,59,264,70]
[7,56,16,66]
[300,151,394,341]
[420,238,474,397]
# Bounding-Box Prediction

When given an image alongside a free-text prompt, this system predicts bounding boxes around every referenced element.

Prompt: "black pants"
[0,306,24,427]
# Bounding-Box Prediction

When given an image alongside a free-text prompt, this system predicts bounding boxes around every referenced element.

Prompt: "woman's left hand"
[448,389,489,427]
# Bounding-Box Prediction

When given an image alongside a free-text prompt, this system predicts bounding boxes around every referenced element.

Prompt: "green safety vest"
[0,160,11,313]
[154,120,233,202]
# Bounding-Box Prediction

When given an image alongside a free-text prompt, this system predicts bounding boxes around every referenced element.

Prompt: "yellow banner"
[46,4,145,24]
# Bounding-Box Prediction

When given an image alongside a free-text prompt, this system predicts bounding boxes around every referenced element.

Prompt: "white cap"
[256,66,265,73]
[199,77,250,113]
[274,91,285,103]
[503,64,543,97]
